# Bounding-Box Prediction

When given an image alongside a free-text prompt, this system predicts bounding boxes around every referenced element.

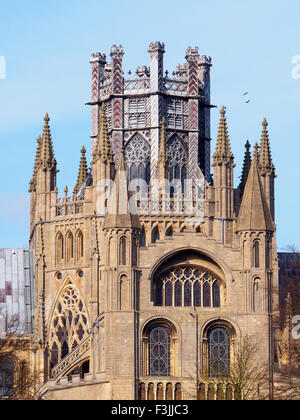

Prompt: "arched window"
[208,327,230,377]
[154,266,222,308]
[49,283,89,371]
[148,326,170,376]
[124,135,151,184]
[119,237,127,265]
[253,240,260,268]
[166,227,173,237]
[66,231,74,262]
[76,230,84,260]
[56,233,64,262]
[140,227,146,247]
[168,136,187,193]
[252,278,262,313]
[152,227,160,243]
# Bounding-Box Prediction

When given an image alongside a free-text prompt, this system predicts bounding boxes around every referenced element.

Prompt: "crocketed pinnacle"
[40,113,56,170]
[259,118,275,176]
[239,140,252,195]
[75,146,89,192]
[212,106,234,165]
[92,103,114,164]
[29,136,43,192]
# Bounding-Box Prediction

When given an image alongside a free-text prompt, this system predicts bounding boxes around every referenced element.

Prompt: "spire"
[212,106,234,166]
[236,146,274,232]
[92,103,114,164]
[259,118,275,175]
[75,146,89,192]
[103,148,140,230]
[29,136,42,192]
[239,140,252,195]
[40,113,56,170]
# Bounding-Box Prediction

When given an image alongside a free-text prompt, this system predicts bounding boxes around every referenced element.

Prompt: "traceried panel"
[49,283,89,369]
[208,327,230,377]
[124,134,151,183]
[155,266,222,308]
[167,136,187,189]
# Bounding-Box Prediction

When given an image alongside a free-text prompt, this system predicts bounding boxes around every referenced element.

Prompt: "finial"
[220,105,226,116]
[262,117,268,128]
[44,113,50,122]
[64,185,68,196]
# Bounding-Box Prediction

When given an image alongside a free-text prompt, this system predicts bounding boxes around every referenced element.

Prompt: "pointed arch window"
[56,233,64,263]
[66,231,74,262]
[76,230,84,260]
[152,227,160,243]
[49,283,89,371]
[166,226,173,237]
[140,227,146,247]
[124,135,150,184]
[168,136,187,192]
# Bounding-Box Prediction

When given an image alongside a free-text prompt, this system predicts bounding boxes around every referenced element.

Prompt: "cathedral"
[0,42,288,400]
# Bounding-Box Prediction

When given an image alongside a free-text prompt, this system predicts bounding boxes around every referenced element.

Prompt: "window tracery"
[124,135,150,183]
[167,136,187,190]
[49,283,89,369]
[155,266,222,308]
[208,327,230,377]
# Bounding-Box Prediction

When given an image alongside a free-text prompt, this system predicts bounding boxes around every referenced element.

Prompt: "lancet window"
[167,136,187,191]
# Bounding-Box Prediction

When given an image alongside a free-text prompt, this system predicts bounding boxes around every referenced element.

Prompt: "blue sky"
[0,0,299,249]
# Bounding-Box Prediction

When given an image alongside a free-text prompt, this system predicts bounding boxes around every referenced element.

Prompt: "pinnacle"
[75,145,89,192]
[212,106,234,165]
[93,103,114,164]
[259,117,275,175]
[238,140,252,195]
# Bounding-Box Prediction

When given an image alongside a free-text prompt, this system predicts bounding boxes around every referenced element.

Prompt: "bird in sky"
[245,100,250,103]
[243,92,249,96]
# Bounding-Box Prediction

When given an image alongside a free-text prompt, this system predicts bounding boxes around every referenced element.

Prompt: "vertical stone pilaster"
[148,42,165,181]
[110,45,124,166]
[90,53,107,153]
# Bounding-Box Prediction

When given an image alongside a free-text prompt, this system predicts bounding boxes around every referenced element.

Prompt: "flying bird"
[245,100,250,103]
[243,92,249,96]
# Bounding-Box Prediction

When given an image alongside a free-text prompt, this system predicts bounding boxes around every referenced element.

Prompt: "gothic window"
[124,134,150,183]
[148,326,170,376]
[56,233,64,262]
[208,327,230,377]
[167,136,187,192]
[66,231,74,262]
[152,227,160,243]
[253,240,260,268]
[155,266,222,308]
[140,227,146,247]
[49,283,89,370]
[119,237,127,265]
[76,230,84,260]
[166,226,173,237]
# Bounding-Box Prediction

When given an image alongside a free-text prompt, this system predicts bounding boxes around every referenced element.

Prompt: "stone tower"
[27,43,278,400]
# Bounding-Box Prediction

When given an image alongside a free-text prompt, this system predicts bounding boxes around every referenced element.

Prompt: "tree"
[0,315,36,400]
